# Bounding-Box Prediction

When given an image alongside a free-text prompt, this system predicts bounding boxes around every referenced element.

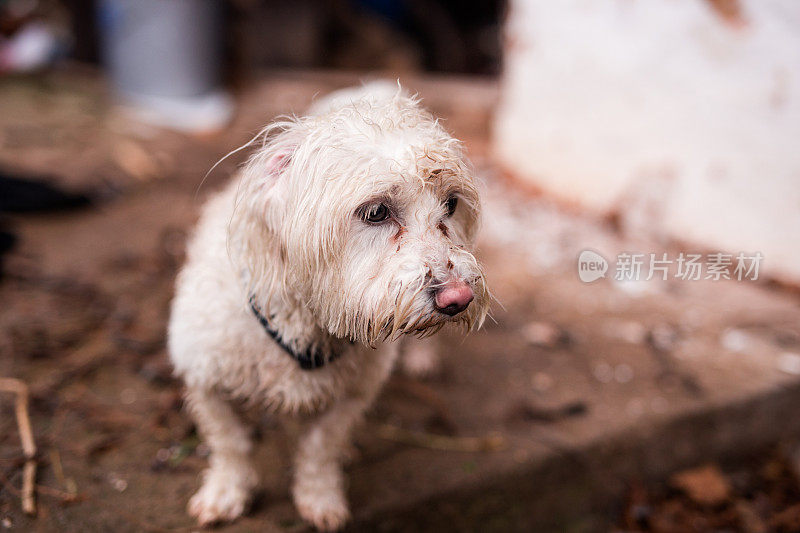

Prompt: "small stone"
[777,352,800,375]
[670,464,731,506]
[604,320,647,344]
[120,388,136,405]
[593,362,614,383]
[650,396,669,413]
[615,363,634,383]
[108,472,128,492]
[113,140,160,181]
[720,328,752,353]
[626,398,645,418]
[531,372,553,392]
[649,323,678,352]
[522,321,562,347]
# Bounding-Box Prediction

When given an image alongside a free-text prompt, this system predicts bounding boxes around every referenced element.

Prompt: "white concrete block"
[493,0,800,283]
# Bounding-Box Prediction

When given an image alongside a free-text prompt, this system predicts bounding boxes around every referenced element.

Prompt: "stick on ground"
[0,377,37,515]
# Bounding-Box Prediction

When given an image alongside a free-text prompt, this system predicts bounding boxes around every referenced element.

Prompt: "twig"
[34,484,81,503]
[0,471,81,504]
[374,423,505,452]
[0,377,37,515]
[49,449,77,498]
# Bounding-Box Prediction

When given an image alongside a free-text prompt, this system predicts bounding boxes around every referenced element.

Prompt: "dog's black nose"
[434,281,474,316]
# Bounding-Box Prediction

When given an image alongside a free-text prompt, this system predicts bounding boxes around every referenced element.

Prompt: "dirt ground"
[617,448,800,532]
[2,71,800,532]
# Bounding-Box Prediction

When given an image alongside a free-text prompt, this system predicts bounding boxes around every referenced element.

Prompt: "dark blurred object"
[0,170,91,278]
[60,0,502,76]
[0,172,90,212]
[353,0,504,73]
[233,0,503,74]
[0,230,14,260]
[63,0,99,63]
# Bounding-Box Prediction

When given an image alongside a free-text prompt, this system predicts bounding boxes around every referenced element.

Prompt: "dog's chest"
[223,340,398,414]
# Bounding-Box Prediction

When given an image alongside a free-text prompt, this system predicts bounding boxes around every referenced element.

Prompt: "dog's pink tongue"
[434,281,474,316]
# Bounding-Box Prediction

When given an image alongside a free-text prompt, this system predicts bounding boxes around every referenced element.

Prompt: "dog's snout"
[433,280,474,316]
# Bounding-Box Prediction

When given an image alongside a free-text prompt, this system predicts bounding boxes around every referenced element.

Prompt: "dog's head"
[231,86,489,345]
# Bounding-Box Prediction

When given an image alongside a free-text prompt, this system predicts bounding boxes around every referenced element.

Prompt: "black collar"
[248,297,343,370]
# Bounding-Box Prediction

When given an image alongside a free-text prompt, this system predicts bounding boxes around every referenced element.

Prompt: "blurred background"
[1,1,799,531]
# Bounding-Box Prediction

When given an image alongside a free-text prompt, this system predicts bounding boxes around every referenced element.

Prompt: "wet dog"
[168,82,488,530]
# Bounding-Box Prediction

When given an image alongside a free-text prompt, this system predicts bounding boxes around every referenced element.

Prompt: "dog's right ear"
[241,120,303,192]
[263,148,293,184]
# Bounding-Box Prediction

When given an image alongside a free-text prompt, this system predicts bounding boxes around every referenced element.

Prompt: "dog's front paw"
[295,492,351,532]
[188,470,252,526]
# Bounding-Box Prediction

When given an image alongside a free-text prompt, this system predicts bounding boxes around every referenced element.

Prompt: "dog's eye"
[445,196,458,217]
[364,203,390,223]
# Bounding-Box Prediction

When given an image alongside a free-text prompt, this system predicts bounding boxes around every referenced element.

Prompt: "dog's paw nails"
[296,499,350,532]
[188,479,250,526]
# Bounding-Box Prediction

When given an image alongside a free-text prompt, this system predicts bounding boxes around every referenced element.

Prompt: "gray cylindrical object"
[98,0,223,99]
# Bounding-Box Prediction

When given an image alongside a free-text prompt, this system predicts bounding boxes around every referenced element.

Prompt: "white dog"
[168,82,488,531]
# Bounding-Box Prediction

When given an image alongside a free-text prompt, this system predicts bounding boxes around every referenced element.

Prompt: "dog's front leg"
[292,397,368,531]
[185,388,257,525]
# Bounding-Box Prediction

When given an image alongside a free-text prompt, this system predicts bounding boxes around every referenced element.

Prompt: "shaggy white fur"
[168,82,488,530]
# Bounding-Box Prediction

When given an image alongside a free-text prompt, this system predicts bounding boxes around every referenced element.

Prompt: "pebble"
[650,396,669,413]
[593,362,614,383]
[120,388,136,405]
[626,398,645,418]
[615,363,634,383]
[522,321,562,347]
[108,472,128,492]
[670,464,731,506]
[531,372,553,392]
[720,328,752,353]
[604,320,647,344]
[156,448,171,462]
[777,352,800,375]
[113,140,160,181]
[650,323,678,352]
